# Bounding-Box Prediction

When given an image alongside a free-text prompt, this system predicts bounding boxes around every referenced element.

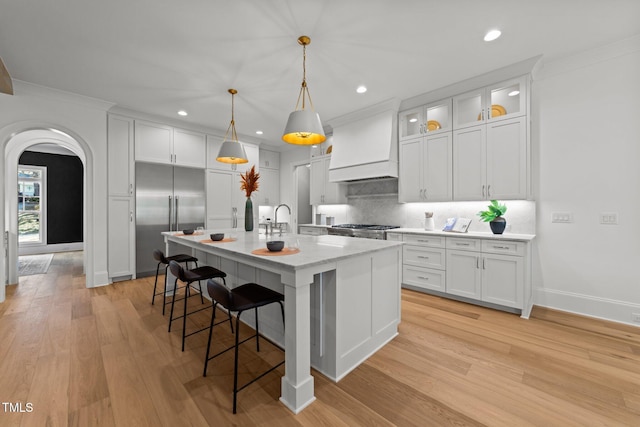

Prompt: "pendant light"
[217,88,248,164]
[282,36,326,145]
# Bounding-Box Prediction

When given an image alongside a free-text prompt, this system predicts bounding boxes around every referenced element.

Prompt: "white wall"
[0,81,113,292]
[532,35,640,325]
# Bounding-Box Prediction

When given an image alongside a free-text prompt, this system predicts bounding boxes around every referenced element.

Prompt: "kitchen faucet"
[274,203,291,235]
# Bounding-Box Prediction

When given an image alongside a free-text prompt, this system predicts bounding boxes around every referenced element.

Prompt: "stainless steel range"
[327,224,400,240]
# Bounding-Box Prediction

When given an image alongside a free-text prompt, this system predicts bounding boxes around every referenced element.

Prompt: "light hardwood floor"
[1,251,639,426]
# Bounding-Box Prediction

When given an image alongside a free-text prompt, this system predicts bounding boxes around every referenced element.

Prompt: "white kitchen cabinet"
[396,231,532,317]
[453,116,526,200]
[446,237,524,308]
[107,114,135,281]
[399,99,452,141]
[205,135,259,172]
[259,149,280,170]
[482,253,524,308]
[108,196,135,281]
[134,120,173,165]
[453,76,528,130]
[399,132,452,203]
[402,234,446,292]
[108,114,134,197]
[134,120,206,168]
[235,143,260,173]
[173,128,206,168]
[446,249,482,299]
[310,155,346,205]
[257,168,279,206]
[205,169,257,229]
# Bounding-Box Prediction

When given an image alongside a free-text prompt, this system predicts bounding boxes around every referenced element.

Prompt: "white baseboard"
[92,270,110,288]
[19,242,83,256]
[534,287,640,327]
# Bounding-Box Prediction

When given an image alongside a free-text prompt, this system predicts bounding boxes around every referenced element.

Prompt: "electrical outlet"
[552,212,573,223]
[600,212,618,225]
[632,313,640,324]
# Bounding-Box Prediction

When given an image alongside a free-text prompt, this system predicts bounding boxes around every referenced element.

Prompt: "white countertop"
[388,228,535,242]
[298,223,332,229]
[163,229,403,270]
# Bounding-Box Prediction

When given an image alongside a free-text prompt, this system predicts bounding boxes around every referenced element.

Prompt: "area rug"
[18,253,54,276]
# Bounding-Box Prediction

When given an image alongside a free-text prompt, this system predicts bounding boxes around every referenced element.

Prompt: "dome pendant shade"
[217,139,248,164]
[282,35,326,146]
[216,88,248,164]
[282,110,326,145]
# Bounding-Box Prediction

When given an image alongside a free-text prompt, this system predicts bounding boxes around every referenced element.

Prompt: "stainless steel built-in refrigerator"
[135,163,205,276]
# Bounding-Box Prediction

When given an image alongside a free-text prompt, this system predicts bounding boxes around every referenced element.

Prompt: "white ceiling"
[1,0,639,150]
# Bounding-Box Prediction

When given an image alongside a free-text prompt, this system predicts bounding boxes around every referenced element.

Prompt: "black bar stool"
[151,249,198,315]
[203,278,284,414]
[167,260,232,351]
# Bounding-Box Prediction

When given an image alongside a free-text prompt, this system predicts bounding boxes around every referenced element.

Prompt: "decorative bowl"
[182,229,194,235]
[210,233,224,241]
[266,240,285,252]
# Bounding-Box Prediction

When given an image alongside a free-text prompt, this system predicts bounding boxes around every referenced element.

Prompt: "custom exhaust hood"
[328,99,401,182]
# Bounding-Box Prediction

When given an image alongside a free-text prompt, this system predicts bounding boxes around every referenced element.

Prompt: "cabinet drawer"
[403,246,446,270]
[403,265,445,292]
[446,237,481,251]
[299,227,326,236]
[403,234,445,248]
[386,232,403,242]
[481,240,525,256]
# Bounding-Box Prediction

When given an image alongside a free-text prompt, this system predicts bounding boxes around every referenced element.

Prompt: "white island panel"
[162,229,402,414]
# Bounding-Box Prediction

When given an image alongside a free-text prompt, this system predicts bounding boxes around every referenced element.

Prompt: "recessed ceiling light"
[177,110,188,116]
[409,118,418,123]
[484,29,501,42]
[256,130,263,135]
[356,85,367,94]
[508,90,520,97]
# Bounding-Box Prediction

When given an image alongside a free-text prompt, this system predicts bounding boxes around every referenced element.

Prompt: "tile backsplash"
[316,180,535,234]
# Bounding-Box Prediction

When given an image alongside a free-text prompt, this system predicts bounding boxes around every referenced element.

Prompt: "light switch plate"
[552,212,573,223]
[600,212,618,225]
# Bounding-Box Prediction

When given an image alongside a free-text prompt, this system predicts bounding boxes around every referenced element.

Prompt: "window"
[18,165,46,245]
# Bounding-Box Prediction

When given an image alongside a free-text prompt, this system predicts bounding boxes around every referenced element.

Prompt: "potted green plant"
[477,200,508,234]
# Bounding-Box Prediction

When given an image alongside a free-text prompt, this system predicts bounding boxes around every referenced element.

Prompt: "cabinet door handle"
[456,242,470,246]
[493,245,510,250]
[417,276,429,280]
[130,211,133,222]
[476,257,480,268]
[482,185,485,198]
[417,256,430,259]
[129,183,133,195]
[423,188,427,200]
[417,239,430,243]
[175,196,180,230]
[487,185,491,197]
[168,196,173,231]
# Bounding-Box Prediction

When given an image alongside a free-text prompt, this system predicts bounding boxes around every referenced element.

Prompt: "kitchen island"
[163,230,403,414]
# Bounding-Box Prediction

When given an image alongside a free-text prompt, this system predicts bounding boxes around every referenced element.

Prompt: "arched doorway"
[1,124,95,302]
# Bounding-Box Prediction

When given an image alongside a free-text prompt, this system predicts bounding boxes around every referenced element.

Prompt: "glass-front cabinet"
[399,99,452,141]
[453,76,528,129]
